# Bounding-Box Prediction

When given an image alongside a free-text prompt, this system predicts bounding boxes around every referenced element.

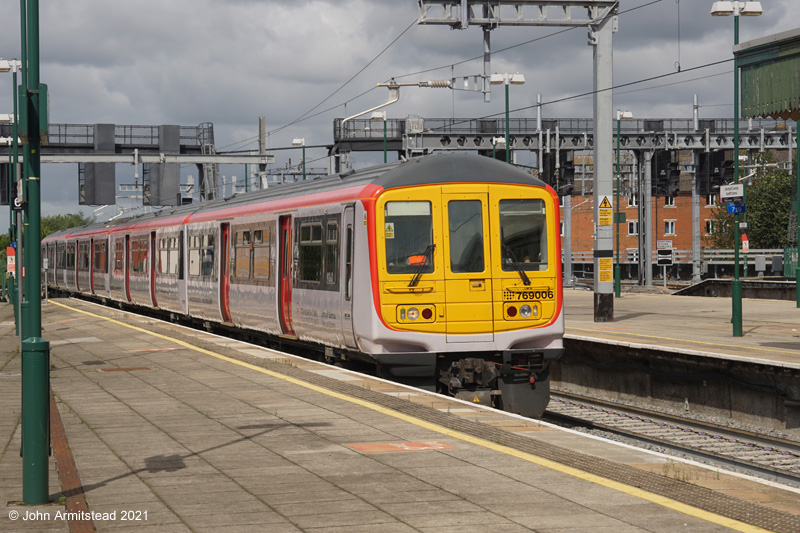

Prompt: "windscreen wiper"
[408,244,435,287]
[502,244,531,286]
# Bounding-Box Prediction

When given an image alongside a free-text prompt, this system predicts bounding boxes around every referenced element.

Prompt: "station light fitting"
[292,138,305,146]
[370,111,386,121]
[490,72,526,85]
[0,113,13,123]
[710,1,763,16]
[0,59,21,73]
[616,110,633,121]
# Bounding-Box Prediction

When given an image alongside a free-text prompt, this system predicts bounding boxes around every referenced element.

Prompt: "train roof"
[43,153,549,240]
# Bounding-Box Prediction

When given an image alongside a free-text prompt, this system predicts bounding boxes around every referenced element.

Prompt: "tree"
[704,164,793,250]
[40,212,94,239]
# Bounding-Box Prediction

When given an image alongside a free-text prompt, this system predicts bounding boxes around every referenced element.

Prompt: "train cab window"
[448,200,485,273]
[384,201,434,275]
[499,199,548,271]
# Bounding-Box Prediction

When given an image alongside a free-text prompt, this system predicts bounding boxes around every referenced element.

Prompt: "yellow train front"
[359,154,564,417]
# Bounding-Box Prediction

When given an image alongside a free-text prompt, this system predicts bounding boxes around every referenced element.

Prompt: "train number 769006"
[507,289,554,301]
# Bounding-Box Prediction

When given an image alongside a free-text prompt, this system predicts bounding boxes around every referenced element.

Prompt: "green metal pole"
[732,13,742,337]
[614,117,621,298]
[504,81,510,163]
[302,144,306,180]
[383,119,387,164]
[21,0,49,505]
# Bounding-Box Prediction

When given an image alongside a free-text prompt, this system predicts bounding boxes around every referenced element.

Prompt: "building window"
[705,219,715,235]
[560,222,564,236]
[627,195,638,207]
[628,220,639,236]
[664,220,676,235]
[706,195,717,207]
[664,196,675,207]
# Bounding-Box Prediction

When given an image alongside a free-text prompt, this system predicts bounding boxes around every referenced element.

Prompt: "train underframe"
[374,348,562,419]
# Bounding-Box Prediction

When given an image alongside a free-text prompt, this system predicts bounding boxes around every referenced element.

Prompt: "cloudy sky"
[0,0,797,230]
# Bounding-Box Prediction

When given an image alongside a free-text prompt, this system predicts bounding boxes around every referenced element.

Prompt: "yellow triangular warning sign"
[599,196,612,209]
[473,396,481,403]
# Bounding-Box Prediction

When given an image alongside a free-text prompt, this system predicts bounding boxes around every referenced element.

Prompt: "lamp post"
[292,138,305,180]
[490,73,525,163]
[615,110,633,298]
[371,111,387,163]
[711,0,762,337]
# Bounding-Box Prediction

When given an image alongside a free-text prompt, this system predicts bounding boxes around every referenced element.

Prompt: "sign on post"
[656,248,674,266]
[720,184,744,200]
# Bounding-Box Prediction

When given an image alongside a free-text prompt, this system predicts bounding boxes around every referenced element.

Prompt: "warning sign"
[384,222,395,239]
[598,257,613,282]
[598,196,613,226]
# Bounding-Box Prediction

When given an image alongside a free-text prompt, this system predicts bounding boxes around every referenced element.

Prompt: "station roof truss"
[735,27,800,121]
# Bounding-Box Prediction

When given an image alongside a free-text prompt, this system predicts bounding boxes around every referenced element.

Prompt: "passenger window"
[325,222,338,285]
[299,223,322,282]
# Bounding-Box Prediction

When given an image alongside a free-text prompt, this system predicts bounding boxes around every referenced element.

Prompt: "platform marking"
[50,300,772,533]
[567,326,800,355]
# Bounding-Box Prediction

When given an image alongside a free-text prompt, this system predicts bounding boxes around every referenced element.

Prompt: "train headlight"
[407,307,420,321]
[520,304,532,318]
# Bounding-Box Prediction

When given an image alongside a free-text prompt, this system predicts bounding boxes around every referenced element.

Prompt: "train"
[42,153,564,417]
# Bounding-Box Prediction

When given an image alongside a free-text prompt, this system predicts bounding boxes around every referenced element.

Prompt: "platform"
[563,289,800,368]
[1,297,799,532]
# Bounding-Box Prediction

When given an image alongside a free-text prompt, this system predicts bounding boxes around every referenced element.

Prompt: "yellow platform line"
[567,326,800,355]
[50,300,771,533]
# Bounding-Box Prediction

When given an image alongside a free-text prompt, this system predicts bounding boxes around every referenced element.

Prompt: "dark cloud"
[0,0,797,227]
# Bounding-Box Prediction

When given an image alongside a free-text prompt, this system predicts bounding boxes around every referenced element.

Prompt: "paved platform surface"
[1,297,799,532]
[563,289,800,367]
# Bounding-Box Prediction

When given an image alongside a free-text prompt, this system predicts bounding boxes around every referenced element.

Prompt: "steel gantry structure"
[417,0,619,320]
[333,113,796,288]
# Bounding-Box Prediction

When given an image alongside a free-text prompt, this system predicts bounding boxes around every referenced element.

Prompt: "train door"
[125,235,131,302]
[177,229,187,314]
[150,231,158,308]
[75,242,81,292]
[442,191,494,342]
[219,223,232,323]
[278,215,295,336]
[340,206,357,348]
[89,239,95,294]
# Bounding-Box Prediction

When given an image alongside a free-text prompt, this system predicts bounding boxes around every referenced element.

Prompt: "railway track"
[545,390,800,488]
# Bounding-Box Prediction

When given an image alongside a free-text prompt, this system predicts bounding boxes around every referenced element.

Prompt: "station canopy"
[735,27,800,120]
